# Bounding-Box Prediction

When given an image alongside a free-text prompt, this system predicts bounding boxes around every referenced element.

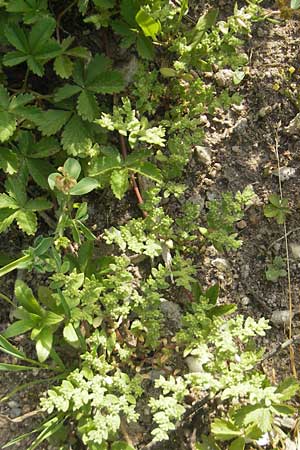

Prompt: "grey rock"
[270,309,294,326]
[189,193,205,211]
[285,112,300,135]
[212,257,230,272]
[273,167,296,181]
[160,299,182,330]
[194,146,212,166]
[8,400,19,409]
[290,243,300,259]
[10,407,21,418]
[215,69,234,87]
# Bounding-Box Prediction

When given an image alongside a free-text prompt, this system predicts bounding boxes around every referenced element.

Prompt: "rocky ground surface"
[0,1,300,449]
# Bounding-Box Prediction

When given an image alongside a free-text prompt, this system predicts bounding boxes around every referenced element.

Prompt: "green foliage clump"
[0,1,297,450]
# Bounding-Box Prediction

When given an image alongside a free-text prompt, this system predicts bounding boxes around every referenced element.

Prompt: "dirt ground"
[0,1,300,449]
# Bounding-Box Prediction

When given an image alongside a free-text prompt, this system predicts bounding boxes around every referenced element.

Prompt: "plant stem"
[119,134,148,217]
[22,68,29,92]
[0,292,14,306]
[56,0,77,42]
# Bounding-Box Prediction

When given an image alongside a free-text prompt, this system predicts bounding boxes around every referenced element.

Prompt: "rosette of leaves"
[49,158,98,197]
[0,131,59,189]
[88,146,162,199]
[0,175,52,235]
[3,16,61,76]
[30,54,124,156]
[2,280,64,363]
[264,193,290,224]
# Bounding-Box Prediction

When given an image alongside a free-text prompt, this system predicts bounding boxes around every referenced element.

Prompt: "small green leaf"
[26,197,52,211]
[211,419,241,441]
[2,320,36,339]
[110,169,129,199]
[291,0,300,9]
[16,209,37,235]
[64,158,81,179]
[128,161,162,183]
[229,437,245,450]
[69,177,99,195]
[135,9,161,39]
[136,35,154,59]
[77,90,99,121]
[63,323,80,348]
[276,377,299,400]
[15,280,43,316]
[205,284,219,304]
[54,55,74,79]
[35,327,53,363]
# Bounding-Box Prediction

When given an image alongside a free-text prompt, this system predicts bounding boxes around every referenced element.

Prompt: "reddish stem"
[119,135,148,217]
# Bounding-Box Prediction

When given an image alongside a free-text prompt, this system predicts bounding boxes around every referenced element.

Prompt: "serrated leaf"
[33,110,72,135]
[4,24,28,52]
[66,46,90,59]
[35,327,53,362]
[110,169,129,199]
[234,406,272,433]
[0,111,16,142]
[136,34,154,59]
[276,377,299,400]
[85,53,112,85]
[88,71,124,94]
[54,84,82,103]
[69,177,99,195]
[54,55,74,79]
[27,159,55,190]
[77,90,99,121]
[61,115,93,156]
[26,197,52,211]
[135,9,161,39]
[16,209,37,235]
[28,17,56,52]
[0,148,18,174]
[88,153,122,176]
[27,55,44,76]
[0,193,19,209]
[129,161,162,182]
[0,210,18,233]
[3,51,28,67]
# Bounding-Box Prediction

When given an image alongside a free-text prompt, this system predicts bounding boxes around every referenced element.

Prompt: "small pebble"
[241,296,250,306]
[236,220,247,230]
[194,146,212,166]
[212,257,230,272]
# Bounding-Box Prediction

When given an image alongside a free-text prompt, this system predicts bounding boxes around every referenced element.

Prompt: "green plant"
[266,256,287,282]
[264,193,290,224]
[200,186,256,251]
[0,2,298,450]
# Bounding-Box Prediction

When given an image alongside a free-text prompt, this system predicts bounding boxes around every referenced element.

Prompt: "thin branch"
[56,0,77,42]
[268,227,300,249]
[273,123,296,377]
[119,135,147,217]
